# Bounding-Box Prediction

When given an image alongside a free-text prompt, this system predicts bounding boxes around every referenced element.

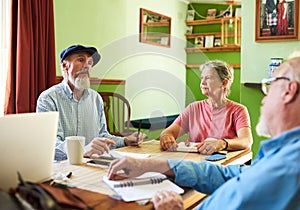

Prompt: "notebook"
[0,112,59,192]
[177,142,199,153]
[103,172,184,202]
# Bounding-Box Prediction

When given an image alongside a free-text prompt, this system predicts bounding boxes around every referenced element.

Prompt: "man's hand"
[84,137,115,157]
[152,191,183,210]
[107,156,146,180]
[124,131,147,146]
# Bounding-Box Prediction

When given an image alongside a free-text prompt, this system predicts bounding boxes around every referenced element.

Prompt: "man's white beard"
[256,116,271,138]
[74,76,90,90]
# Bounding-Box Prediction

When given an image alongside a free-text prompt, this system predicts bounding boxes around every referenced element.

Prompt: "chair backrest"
[99,92,131,136]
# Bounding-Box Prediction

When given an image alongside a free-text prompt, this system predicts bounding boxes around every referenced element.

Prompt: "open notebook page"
[102,172,184,202]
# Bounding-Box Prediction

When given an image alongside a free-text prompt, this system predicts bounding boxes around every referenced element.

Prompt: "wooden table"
[53,140,251,210]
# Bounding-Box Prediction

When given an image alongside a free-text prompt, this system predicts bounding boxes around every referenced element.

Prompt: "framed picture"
[206,9,217,19]
[195,36,204,48]
[255,0,299,42]
[186,10,195,21]
[186,26,193,34]
[214,38,221,47]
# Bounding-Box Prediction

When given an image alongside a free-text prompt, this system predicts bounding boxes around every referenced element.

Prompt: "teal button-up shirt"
[169,126,300,210]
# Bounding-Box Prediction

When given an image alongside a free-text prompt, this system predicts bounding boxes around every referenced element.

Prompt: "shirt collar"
[259,126,300,155]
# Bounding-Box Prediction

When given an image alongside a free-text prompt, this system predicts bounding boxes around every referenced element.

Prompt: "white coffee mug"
[66,136,85,165]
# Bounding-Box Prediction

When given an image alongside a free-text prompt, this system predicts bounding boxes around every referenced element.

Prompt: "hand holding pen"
[124,121,147,146]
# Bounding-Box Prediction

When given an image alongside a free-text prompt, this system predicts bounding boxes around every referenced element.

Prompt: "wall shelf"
[186,46,240,53]
[244,83,262,89]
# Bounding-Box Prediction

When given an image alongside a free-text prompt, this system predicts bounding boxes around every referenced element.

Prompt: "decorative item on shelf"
[186,10,195,21]
[195,36,204,48]
[268,58,283,78]
[220,10,230,18]
[206,9,217,19]
[160,37,169,45]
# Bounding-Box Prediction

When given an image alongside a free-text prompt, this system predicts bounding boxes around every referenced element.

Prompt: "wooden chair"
[99,92,133,137]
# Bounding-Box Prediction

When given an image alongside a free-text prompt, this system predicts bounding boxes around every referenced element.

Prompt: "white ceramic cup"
[66,136,85,165]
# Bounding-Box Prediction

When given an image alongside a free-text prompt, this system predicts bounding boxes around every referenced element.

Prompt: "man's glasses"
[261,77,290,95]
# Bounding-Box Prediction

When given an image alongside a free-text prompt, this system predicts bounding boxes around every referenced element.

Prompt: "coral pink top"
[174,100,251,142]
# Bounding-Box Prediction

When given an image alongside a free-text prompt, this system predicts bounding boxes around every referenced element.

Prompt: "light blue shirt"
[36,81,125,160]
[169,126,300,210]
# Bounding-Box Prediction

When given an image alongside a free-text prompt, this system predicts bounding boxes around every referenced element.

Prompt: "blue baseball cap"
[60,44,101,66]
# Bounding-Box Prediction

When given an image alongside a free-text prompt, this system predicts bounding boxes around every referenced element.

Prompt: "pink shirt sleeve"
[173,100,251,143]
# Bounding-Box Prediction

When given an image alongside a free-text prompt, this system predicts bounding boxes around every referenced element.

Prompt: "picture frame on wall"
[195,36,204,48]
[255,0,299,42]
[206,9,217,19]
[186,10,195,21]
[186,26,193,34]
[214,38,221,47]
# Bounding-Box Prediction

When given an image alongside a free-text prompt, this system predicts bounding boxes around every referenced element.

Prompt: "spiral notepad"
[103,172,184,202]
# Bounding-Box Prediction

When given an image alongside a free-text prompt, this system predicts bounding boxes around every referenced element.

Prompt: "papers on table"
[87,151,151,168]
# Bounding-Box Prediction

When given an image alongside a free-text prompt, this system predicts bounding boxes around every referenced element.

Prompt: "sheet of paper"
[103,172,184,202]
[177,142,199,153]
[109,150,151,159]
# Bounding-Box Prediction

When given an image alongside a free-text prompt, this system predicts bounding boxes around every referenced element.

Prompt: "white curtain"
[0,0,10,116]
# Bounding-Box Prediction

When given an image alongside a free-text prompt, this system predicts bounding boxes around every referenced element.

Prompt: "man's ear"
[61,60,69,71]
[283,81,299,103]
[222,78,229,87]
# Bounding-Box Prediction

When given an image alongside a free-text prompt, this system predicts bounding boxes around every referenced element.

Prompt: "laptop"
[0,112,58,192]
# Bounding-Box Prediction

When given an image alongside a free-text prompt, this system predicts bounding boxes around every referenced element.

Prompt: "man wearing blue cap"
[36,44,146,161]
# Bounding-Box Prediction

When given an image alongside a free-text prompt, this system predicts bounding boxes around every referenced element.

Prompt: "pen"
[113,177,167,188]
[66,172,73,178]
[136,119,142,142]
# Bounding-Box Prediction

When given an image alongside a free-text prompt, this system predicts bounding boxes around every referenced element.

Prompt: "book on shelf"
[186,10,195,21]
[103,172,184,202]
[194,36,204,48]
[235,8,241,17]
[206,8,217,19]
[205,35,214,48]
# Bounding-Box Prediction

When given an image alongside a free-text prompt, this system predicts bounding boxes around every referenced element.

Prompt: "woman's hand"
[197,138,226,155]
[160,135,177,151]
